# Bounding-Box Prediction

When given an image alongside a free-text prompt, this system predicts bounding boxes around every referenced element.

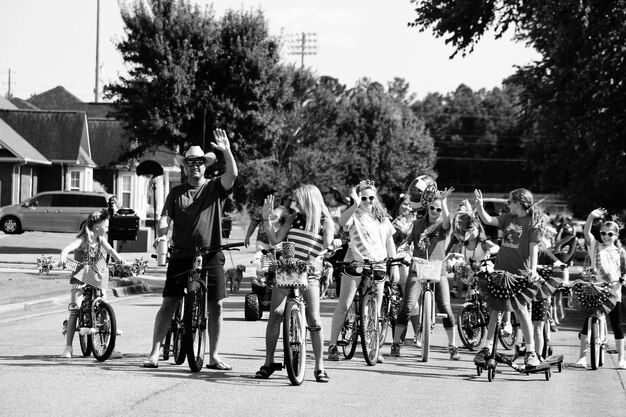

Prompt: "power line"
[285,32,318,68]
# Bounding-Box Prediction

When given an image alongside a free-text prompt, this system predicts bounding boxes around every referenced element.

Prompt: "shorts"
[342,267,387,280]
[162,252,226,301]
[531,298,551,322]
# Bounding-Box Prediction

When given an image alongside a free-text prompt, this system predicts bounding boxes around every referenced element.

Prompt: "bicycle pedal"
[272,363,284,371]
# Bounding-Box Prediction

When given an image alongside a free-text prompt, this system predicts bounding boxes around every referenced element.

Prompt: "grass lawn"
[0,270,69,305]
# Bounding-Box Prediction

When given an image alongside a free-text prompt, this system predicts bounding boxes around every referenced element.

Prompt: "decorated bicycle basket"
[453,262,476,286]
[412,257,443,283]
[570,270,617,316]
[68,258,110,290]
[271,242,309,287]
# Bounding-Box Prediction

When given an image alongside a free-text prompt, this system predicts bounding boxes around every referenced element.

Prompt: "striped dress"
[287,213,325,275]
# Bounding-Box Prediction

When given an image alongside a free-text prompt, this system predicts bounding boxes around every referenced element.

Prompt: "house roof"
[88,118,131,166]
[0,95,18,110]
[9,97,40,110]
[0,118,50,165]
[0,109,95,166]
[26,86,82,109]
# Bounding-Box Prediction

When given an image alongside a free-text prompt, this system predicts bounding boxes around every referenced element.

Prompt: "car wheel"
[1,216,22,234]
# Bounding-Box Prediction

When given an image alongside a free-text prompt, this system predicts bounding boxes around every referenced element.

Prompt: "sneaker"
[549,319,558,333]
[575,357,587,368]
[473,347,491,365]
[502,322,513,336]
[524,351,540,368]
[61,346,72,358]
[617,360,626,370]
[390,343,401,357]
[448,344,460,361]
[377,353,384,364]
[414,336,422,348]
[110,349,123,359]
[328,344,340,361]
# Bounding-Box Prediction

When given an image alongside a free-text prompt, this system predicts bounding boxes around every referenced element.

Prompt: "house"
[0,87,180,223]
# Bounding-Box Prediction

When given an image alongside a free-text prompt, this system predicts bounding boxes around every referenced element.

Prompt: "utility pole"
[286,32,318,68]
[94,0,101,103]
[7,69,12,99]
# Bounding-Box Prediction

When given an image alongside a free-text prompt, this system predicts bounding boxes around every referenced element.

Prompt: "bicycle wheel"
[184,282,207,372]
[91,302,117,362]
[283,300,307,386]
[590,318,601,370]
[378,286,391,349]
[162,329,172,361]
[599,318,607,367]
[498,311,519,350]
[172,302,186,365]
[421,290,433,362]
[338,298,359,359]
[457,303,486,350]
[359,292,379,366]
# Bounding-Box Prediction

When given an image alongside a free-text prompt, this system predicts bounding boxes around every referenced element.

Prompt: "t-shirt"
[344,209,395,269]
[495,213,541,275]
[586,239,626,302]
[407,217,450,261]
[161,178,229,258]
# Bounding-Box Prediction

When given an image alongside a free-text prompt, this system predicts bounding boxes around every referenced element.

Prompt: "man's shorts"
[162,252,226,301]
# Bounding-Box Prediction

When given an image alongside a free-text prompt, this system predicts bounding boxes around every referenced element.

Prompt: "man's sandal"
[314,370,330,383]
[255,363,281,379]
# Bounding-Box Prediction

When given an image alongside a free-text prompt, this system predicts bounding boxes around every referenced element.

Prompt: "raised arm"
[474,189,498,227]
[440,187,454,230]
[584,208,605,245]
[338,187,359,229]
[212,129,238,191]
[261,194,294,245]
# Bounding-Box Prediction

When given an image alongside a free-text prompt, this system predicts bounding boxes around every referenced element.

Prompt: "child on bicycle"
[389,187,461,360]
[472,188,546,369]
[59,209,126,358]
[254,184,334,382]
[575,208,626,369]
[327,180,399,363]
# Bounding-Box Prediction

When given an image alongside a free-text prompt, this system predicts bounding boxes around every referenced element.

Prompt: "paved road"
[1,226,625,416]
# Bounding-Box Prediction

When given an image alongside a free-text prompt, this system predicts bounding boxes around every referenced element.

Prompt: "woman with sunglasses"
[575,208,626,369]
[327,180,399,362]
[389,188,461,360]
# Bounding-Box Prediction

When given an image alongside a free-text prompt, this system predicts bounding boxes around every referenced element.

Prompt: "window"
[78,195,108,208]
[52,194,78,207]
[28,194,53,207]
[121,176,132,208]
[69,171,81,191]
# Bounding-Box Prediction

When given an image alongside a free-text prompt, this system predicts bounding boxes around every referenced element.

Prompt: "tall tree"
[409,0,626,216]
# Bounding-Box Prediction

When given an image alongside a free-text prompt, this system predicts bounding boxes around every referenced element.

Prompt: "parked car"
[0,191,112,234]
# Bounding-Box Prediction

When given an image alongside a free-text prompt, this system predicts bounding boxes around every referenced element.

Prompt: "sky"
[0,0,540,103]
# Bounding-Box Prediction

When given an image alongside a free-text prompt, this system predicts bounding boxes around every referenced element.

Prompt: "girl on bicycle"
[59,209,126,358]
[472,188,546,369]
[389,187,460,359]
[254,184,334,382]
[327,180,399,363]
[575,208,626,369]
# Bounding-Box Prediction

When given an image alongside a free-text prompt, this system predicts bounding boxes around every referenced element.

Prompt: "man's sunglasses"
[185,159,205,167]
[429,205,442,213]
[361,196,375,202]
[600,231,615,237]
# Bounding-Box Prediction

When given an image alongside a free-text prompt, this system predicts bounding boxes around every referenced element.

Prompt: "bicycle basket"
[412,258,443,283]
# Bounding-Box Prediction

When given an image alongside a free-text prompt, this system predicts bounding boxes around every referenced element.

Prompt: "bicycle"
[168,242,245,372]
[335,257,409,366]
[161,301,186,365]
[569,276,622,370]
[378,280,403,349]
[56,258,121,362]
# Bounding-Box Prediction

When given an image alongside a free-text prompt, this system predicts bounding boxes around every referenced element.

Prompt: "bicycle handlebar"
[335,256,410,268]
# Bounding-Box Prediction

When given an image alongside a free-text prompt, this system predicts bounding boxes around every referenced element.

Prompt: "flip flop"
[142,359,158,368]
[314,370,330,383]
[206,361,232,371]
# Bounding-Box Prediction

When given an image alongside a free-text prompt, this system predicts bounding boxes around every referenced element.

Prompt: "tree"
[409,0,626,216]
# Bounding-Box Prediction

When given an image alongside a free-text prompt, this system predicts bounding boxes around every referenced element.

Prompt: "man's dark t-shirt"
[161,178,229,258]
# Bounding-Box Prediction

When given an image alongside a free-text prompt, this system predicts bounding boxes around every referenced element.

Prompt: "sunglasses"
[429,205,442,213]
[600,231,615,237]
[184,159,205,167]
[361,196,375,202]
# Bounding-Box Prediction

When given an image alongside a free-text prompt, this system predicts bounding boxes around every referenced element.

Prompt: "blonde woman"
[254,184,334,382]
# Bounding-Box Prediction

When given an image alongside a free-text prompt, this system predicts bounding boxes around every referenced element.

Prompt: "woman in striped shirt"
[254,184,335,382]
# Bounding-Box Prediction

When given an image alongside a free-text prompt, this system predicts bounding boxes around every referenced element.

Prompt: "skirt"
[477,269,562,312]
